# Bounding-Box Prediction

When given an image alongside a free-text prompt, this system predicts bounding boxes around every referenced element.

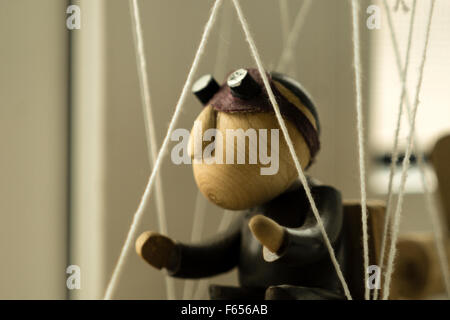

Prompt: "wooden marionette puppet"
[135,68,348,300]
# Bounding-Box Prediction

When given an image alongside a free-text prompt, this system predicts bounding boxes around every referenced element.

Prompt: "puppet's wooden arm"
[136,215,242,279]
[249,185,343,266]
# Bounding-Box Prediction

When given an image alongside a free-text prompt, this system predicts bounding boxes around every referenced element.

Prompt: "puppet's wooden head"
[189,68,320,210]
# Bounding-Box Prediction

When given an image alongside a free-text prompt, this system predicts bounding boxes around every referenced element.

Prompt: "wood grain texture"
[391,233,450,299]
[344,205,447,300]
[191,110,310,210]
[342,200,388,299]
[388,134,450,299]
[431,134,450,232]
[249,214,285,253]
[136,231,175,270]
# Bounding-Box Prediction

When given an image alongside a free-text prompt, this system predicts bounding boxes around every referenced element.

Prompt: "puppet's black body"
[167,180,346,300]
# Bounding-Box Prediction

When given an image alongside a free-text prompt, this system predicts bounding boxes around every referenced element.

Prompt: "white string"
[373,0,417,300]
[350,0,370,300]
[276,0,312,74]
[232,0,352,300]
[213,0,234,80]
[423,177,450,298]
[191,0,302,299]
[182,2,234,300]
[128,0,176,300]
[103,0,224,299]
[395,0,410,12]
[380,0,450,300]
[279,0,290,47]
[277,0,298,78]
[382,0,436,300]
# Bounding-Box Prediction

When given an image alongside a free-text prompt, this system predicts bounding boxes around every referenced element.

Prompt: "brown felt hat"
[192,68,321,163]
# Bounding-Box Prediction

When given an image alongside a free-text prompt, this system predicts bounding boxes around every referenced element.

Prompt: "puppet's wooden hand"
[249,215,286,253]
[135,231,176,270]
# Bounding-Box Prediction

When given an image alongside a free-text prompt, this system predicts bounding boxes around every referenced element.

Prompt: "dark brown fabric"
[207,69,320,162]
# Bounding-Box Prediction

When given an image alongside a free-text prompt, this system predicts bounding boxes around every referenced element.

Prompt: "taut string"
[103,0,224,300]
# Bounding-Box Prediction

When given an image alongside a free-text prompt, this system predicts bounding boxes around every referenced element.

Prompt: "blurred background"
[0,0,449,299]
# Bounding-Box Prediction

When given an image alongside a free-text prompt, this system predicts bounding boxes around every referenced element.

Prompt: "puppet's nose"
[188,105,216,160]
[192,74,220,105]
[227,68,261,99]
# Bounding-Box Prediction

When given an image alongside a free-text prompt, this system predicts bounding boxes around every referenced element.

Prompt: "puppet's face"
[189,69,318,210]
[188,107,311,210]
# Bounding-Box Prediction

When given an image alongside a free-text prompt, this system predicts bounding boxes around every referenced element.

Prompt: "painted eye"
[192,74,220,105]
[227,68,261,99]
